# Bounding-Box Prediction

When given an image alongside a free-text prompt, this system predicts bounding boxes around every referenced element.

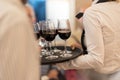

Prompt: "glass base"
[41,49,47,56]
[45,55,58,60]
[60,51,72,54]
[39,38,46,47]
[53,48,61,53]
[60,53,72,58]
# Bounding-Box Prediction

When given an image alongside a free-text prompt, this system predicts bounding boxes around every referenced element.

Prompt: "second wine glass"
[42,21,58,60]
[58,19,72,58]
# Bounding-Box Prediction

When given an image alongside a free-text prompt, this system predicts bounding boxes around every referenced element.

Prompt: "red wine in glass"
[58,29,71,40]
[35,32,40,39]
[41,30,56,41]
[44,31,56,42]
[39,30,45,38]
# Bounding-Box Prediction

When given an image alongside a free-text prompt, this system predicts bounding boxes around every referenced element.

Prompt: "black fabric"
[76,12,84,19]
[97,0,108,3]
[81,30,88,54]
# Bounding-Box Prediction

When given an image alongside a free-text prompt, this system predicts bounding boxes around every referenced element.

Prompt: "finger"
[71,44,76,50]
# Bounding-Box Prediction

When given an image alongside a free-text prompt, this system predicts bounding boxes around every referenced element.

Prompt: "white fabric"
[57,2,120,74]
[41,76,49,80]
[85,70,120,80]
[0,0,40,80]
[108,71,120,80]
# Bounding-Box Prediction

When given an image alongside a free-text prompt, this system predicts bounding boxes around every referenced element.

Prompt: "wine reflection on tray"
[41,46,73,58]
[41,46,82,65]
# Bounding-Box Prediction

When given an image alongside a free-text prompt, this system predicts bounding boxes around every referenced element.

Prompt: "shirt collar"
[92,0,99,5]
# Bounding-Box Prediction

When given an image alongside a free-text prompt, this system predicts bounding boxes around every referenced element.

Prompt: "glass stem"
[64,40,67,54]
[46,41,48,51]
[54,39,57,48]
[45,41,49,55]
[49,42,53,55]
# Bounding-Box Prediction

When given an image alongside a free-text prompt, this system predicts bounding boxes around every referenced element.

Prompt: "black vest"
[81,0,114,54]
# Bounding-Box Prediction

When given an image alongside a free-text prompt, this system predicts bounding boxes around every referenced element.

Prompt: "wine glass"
[58,19,72,58]
[38,21,49,56]
[42,21,58,60]
[33,23,40,40]
[38,21,47,47]
[50,19,61,53]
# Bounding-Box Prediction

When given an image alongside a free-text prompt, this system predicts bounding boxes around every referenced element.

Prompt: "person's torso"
[0,1,40,80]
[89,2,120,74]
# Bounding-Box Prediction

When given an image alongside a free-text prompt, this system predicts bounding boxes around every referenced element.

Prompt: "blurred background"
[28,0,91,29]
[28,0,92,46]
[28,0,92,79]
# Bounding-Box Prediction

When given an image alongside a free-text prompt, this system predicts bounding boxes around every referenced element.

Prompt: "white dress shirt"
[0,0,40,80]
[57,2,120,74]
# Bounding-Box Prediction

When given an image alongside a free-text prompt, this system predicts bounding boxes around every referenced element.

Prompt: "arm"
[56,8,104,70]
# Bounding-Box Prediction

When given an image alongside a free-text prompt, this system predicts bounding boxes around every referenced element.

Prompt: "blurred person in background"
[25,4,36,23]
[56,0,120,80]
[0,0,40,80]
[41,67,66,80]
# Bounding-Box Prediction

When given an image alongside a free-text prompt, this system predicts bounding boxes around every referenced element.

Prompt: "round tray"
[41,46,82,65]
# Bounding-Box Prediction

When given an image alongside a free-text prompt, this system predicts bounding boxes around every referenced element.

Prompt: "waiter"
[57,0,120,80]
[0,0,40,80]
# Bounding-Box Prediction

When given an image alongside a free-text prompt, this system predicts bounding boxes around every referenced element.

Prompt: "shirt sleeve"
[56,8,104,70]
